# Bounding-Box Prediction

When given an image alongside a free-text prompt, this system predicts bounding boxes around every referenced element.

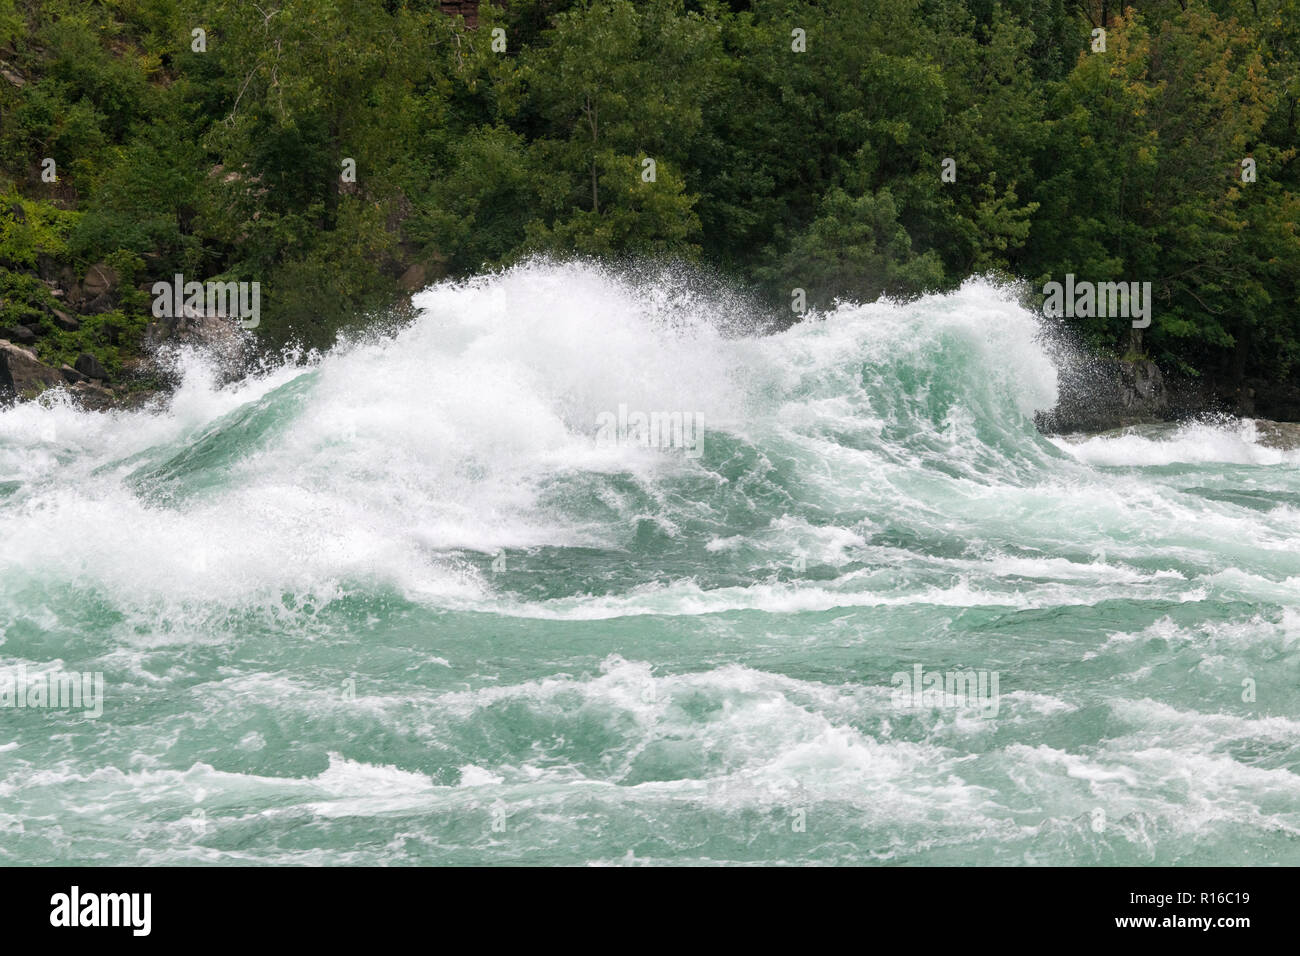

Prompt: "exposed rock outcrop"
[144,309,253,388]
[73,262,119,314]
[74,352,110,382]
[1251,419,1300,450]
[67,380,118,411]
[144,311,246,353]
[1036,357,1173,434]
[0,324,38,345]
[0,340,63,402]
[49,308,80,331]
[60,363,87,384]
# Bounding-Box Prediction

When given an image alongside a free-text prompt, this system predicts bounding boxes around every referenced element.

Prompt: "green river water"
[1,262,1297,865]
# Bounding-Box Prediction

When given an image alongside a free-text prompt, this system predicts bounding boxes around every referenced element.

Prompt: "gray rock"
[70,381,116,411]
[1252,420,1300,451]
[1036,357,1170,434]
[399,262,429,292]
[82,262,118,299]
[74,352,110,382]
[1118,359,1167,412]
[36,256,61,282]
[80,292,115,315]
[0,340,63,402]
[145,312,242,350]
[0,325,37,345]
[60,364,88,384]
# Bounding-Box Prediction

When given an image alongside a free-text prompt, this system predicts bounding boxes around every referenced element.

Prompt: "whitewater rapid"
[1,261,1297,864]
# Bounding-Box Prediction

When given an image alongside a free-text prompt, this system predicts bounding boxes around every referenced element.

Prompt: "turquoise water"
[1,262,1298,865]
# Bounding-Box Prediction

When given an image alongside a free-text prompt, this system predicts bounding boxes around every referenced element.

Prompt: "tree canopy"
[1,0,1297,409]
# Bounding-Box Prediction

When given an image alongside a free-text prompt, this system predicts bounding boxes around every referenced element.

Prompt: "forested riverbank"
[2,0,1299,420]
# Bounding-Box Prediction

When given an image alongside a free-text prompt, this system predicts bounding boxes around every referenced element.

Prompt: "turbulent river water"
[2,261,1298,865]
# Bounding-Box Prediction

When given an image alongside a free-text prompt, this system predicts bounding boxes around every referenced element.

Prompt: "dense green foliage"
[1,0,1298,407]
